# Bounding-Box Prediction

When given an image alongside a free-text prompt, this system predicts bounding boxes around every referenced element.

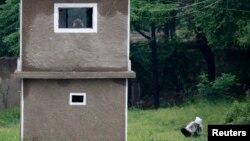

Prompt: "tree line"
[130,0,250,108]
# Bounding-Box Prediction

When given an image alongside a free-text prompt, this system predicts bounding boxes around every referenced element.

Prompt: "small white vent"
[69,93,86,105]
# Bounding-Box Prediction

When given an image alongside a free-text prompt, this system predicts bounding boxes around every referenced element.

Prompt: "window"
[70,93,86,105]
[54,3,97,33]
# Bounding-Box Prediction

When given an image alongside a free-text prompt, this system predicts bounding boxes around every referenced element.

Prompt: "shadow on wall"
[0,58,20,111]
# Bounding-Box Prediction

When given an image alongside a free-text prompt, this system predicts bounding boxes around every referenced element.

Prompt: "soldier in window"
[73,15,84,28]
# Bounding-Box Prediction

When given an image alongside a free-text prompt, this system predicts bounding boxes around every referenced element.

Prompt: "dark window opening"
[72,95,84,103]
[59,8,93,29]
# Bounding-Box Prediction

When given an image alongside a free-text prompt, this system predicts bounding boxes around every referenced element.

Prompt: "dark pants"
[181,128,192,137]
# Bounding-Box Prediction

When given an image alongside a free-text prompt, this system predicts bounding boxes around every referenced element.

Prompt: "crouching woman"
[181,116,203,137]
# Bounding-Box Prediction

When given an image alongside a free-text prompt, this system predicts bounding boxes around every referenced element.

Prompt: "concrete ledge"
[14,71,136,79]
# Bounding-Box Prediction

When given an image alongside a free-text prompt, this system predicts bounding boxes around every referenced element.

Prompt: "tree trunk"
[132,22,160,108]
[196,32,216,82]
[164,22,170,41]
[151,22,160,109]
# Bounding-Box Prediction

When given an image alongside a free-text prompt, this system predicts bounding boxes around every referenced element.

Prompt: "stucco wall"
[0,58,20,110]
[23,79,126,141]
[22,0,129,72]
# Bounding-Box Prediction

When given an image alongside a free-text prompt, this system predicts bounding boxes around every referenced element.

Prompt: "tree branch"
[132,23,151,40]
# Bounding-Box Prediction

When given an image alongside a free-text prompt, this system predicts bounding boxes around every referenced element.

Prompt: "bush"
[225,98,250,124]
[197,73,239,100]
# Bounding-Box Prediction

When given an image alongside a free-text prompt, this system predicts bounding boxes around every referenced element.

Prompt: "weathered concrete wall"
[0,58,20,110]
[23,79,126,141]
[22,0,129,72]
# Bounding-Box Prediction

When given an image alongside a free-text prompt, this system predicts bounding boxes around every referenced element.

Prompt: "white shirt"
[185,121,203,135]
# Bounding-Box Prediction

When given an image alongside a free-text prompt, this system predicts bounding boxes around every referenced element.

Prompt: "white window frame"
[69,93,86,106]
[54,3,98,33]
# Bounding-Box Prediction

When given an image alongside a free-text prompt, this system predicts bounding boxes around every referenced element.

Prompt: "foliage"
[158,41,203,93]
[131,0,180,43]
[0,108,20,127]
[0,0,19,57]
[237,19,250,47]
[130,42,152,99]
[131,0,179,29]
[130,0,250,106]
[197,73,240,99]
[130,41,206,105]
[225,97,250,124]
[190,0,250,48]
[130,42,152,81]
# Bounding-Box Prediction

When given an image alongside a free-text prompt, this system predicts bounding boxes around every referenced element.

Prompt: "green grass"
[0,125,19,141]
[128,100,230,141]
[0,101,232,141]
[0,108,20,141]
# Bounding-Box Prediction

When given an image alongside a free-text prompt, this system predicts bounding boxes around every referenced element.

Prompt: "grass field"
[0,125,19,141]
[128,100,230,141]
[0,101,230,141]
[0,108,20,141]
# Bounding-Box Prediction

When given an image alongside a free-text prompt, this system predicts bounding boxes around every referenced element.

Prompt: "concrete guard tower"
[15,0,135,141]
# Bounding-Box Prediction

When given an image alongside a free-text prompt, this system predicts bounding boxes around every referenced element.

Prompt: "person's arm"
[185,122,194,134]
